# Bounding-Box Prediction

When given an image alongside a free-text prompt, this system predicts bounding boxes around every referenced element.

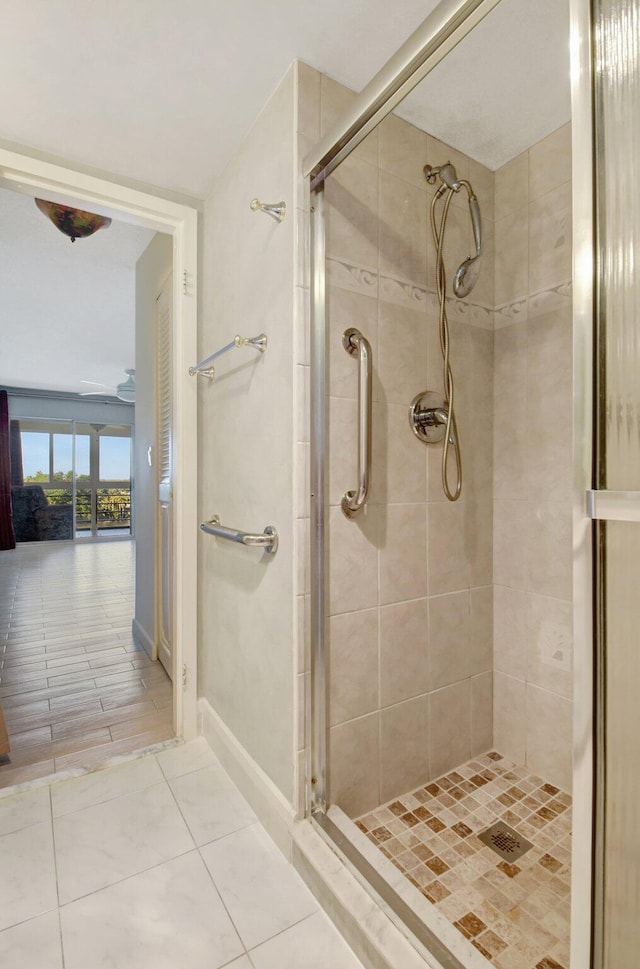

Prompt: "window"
[99,435,131,482]
[21,431,50,482]
[14,419,133,540]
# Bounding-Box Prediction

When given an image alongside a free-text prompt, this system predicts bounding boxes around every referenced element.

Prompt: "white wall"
[199,65,300,803]
[134,233,172,655]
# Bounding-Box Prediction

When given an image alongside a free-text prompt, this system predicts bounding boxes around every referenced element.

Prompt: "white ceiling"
[0,188,154,395]
[0,0,570,198]
[401,0,571,171]
[0,0,570,395]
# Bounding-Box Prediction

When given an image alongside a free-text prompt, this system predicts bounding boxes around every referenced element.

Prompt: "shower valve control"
[409,391,450,445]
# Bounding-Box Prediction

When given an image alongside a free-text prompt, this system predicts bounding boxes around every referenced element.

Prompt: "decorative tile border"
[445,297,494,331]
[327,266,572,333]
[327,257,378,298]
[495,281,573,330]
[528,281,573,320]
[328,258,495,329]
[495,297,528,329]
[379,273,429,312]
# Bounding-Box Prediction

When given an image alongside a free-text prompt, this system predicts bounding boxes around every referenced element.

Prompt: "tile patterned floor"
[0,541,173,788]
[356,752,571,969]
[0,739,363,969]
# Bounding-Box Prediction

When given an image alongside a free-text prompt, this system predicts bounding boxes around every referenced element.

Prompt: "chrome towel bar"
[189,333,267,380]
[341,327,373,518]
[200,516,278,554]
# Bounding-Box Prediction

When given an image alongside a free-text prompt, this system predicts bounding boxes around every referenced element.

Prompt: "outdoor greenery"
[25,470,90,484]
[24,471,130,530]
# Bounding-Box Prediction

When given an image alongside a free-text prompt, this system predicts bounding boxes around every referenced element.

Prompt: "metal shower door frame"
[305,0,597,966]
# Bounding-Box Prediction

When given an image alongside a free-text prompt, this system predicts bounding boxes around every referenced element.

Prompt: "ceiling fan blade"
[79,379,111,387]
[79,390,116,397]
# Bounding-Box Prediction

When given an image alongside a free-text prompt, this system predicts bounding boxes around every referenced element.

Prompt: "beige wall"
[492,123,573,792]
[199,65,305,804]
[134,233,172,654]
[308,73,496,818]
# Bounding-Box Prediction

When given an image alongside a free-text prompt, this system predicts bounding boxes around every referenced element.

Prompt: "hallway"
[0,542,173,788]
[0,739,362,969]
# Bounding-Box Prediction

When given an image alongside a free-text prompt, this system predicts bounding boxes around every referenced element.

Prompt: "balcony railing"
[43,485,131,535]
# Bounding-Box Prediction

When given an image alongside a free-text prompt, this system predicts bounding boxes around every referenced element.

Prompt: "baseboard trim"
[198,698,296,859]
[131,617,155,659]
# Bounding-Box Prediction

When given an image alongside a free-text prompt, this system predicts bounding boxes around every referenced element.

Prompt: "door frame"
[305,0,596,966]
[569,2,596,966]
[0,147,199,741]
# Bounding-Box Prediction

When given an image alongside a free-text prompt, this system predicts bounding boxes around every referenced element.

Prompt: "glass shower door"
[591,0,640,963]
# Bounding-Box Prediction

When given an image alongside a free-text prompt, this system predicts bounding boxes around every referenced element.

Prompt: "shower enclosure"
[300,0,638,966]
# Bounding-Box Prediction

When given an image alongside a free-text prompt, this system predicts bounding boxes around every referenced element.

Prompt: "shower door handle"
[587,490,640,521]
[341,328,372,518]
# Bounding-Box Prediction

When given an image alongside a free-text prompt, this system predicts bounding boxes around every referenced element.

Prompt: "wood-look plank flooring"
[0,540,173,789]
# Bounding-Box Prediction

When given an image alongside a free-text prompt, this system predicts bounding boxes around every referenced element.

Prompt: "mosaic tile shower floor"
[356,752,571,969]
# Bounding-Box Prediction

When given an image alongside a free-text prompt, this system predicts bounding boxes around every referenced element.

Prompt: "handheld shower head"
[453,253,482,298]
[426,161,483,298]
[453,192,482,298]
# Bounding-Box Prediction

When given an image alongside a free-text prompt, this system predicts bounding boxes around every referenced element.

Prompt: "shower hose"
[430,183,468,502]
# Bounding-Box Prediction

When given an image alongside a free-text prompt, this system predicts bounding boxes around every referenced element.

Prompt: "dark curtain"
[9,420,23,486]
[0,391,16,550]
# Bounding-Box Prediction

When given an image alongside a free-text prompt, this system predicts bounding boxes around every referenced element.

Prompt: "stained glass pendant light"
[35,199,112,242]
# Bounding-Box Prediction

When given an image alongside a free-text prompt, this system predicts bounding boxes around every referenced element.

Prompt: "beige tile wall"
[317,75,496,818]
[492,123,573,792]
[297,63,574,814]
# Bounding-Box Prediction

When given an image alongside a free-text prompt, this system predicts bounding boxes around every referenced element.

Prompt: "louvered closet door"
[156,277,173,679]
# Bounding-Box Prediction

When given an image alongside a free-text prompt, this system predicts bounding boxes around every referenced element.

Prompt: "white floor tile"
[60,851,244,969]
[51,754,164,817]
[156,738,217,779]
[54,781,194,903]
[249,912,363,969]
[0,786,51,835]
[0,911,63,969]
[224,958,253,969]
[0,821,57,931]
[201,823,317,949]
[169,764,257,846]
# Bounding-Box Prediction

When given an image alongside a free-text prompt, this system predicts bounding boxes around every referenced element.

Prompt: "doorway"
[0,149,198,785]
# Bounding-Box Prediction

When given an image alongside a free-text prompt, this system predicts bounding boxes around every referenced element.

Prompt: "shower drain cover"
[478,822,533,862]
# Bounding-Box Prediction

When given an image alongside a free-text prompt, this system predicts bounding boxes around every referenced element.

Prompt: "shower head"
[453,194,482,298]
[423,162,461,192]
[438,163,462,192]
[453,254,482,298]
[426,162,484,298]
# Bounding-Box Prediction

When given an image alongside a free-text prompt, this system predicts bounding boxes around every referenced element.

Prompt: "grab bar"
[341,328,372,518]
[200,516,278,554]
